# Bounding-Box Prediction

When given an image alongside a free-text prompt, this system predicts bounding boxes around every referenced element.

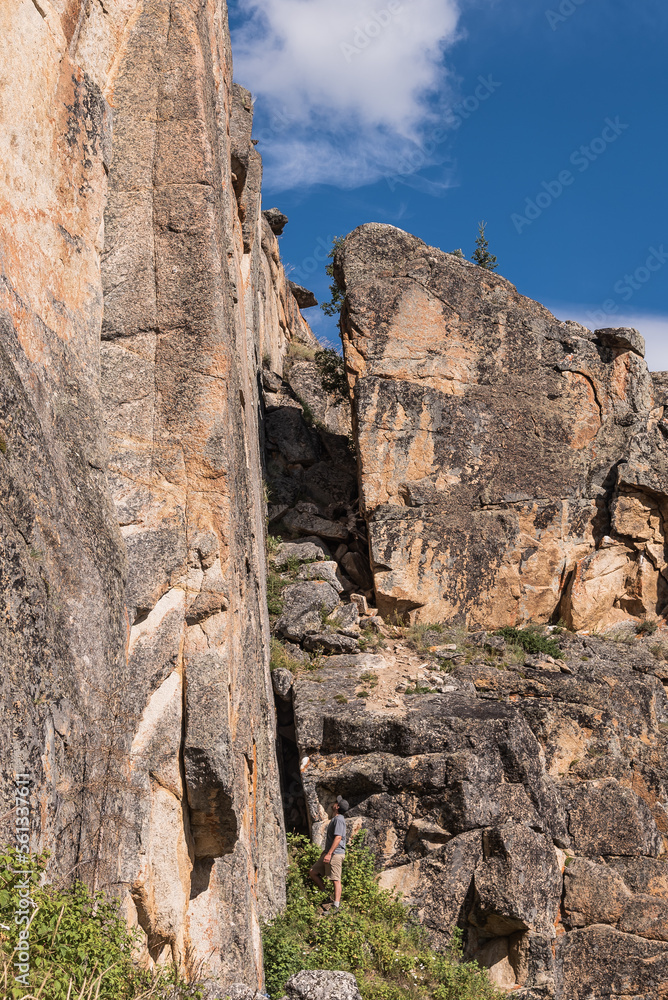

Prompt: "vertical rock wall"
[0,0,315,988]
[337,223,668,631]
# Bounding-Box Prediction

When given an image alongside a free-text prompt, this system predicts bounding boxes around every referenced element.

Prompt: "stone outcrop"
[286,626,668,997]
[0,0,315,989]
[337,224,668,631]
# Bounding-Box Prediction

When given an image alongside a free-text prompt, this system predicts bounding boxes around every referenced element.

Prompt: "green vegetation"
[495,626,563,659]
[287,342,317,362]
[405,684,437,695]
[0,434,6,455]
[270,638,303,674]
[314,349,349,402]
[471,222,498,272]
[358,628,387,653]
[267,566,289,617]
[263,834,501,1000]
[321,236,346,317]
[406,622,445,653]
[449,249,465,259]
[0,847,202,1000]
[637,619,658,636]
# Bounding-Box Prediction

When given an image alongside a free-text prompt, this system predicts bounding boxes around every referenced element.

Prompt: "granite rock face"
[0,0,317,989]
[337,224,668,630]
[293,629,668,997]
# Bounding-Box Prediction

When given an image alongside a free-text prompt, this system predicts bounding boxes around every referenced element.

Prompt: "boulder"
[298,560,347,593]
[274,540,329,569]
[558,924,668,999]
[289,281,318,309]
[263,207,289,235]
[280,970,362,1000]
[271,668,295,701]
[328,603,361,630]
[282,509,350,542]
[563,858,630,927]
[596,326,645,357]
[563,779,662,857]
[275,581,340,642]
[302,632,360,654]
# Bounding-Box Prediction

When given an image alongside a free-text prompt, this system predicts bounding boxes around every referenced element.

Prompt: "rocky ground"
[270,597,668,997]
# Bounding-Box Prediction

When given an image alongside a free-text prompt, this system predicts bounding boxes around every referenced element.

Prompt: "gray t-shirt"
[325,814,346,855]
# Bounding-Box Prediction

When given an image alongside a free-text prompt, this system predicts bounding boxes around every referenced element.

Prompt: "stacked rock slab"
[0,0,315,989]
[289,630,668,998]
[337,224,668,630]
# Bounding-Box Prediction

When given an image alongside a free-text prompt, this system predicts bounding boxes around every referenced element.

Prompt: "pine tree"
[321,236,346,316]
[471,221,498,271]
[449,248,465,259]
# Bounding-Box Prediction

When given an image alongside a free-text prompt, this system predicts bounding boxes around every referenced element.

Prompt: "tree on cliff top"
[471,221,498,271]
[321,236,346,316]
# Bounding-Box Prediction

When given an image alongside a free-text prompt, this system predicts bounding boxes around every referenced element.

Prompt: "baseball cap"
[337,795,350,813]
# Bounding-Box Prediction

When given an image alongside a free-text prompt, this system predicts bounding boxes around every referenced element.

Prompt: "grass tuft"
[495,626,563,659]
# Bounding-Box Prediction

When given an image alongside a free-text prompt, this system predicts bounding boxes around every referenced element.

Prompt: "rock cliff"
[336,224,668,632]
[1,0,314,988]
[3,5,668,998]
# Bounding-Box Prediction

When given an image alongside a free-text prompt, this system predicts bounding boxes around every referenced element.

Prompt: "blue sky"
[230,0,667,370]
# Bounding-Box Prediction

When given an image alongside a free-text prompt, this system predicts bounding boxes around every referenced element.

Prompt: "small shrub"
[650,643,668,662]
[263,834,501,1000]
[357,690,370,699]
[287,342,317,362]
[358,630,386,652]
[295,394,316,426]
[270,639,302,674]
[405,684,436,695]
[335,694,348,704]
[495,626,563,659]
[314,348,349,402]
[267,533,282,556]
[637,619,659,636]
[268,568,289,616]
[0,434,6,455]
[321,236,346,317]
[0,846,203,1000]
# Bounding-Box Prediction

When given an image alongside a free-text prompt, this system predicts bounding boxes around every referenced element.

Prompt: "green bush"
[314,349,348,403]
[263,834,501,1000]
[0,846,202,1000]
[495,626,563,659]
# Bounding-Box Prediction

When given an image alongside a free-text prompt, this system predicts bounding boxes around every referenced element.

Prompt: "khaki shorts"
[312,852,343,882]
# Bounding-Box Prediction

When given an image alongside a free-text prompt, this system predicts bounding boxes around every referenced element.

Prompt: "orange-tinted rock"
[338,224,668,630]
[0,0,316,989]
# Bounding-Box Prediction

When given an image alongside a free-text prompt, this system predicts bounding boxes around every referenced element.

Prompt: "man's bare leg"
[309,867,328,894]
[332,879,342,906]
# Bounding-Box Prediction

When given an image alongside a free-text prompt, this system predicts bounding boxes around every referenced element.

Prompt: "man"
[308,795,349,910]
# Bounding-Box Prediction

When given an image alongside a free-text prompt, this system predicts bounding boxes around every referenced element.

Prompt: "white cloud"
[548,305,668,372]
[231,0,463,190]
